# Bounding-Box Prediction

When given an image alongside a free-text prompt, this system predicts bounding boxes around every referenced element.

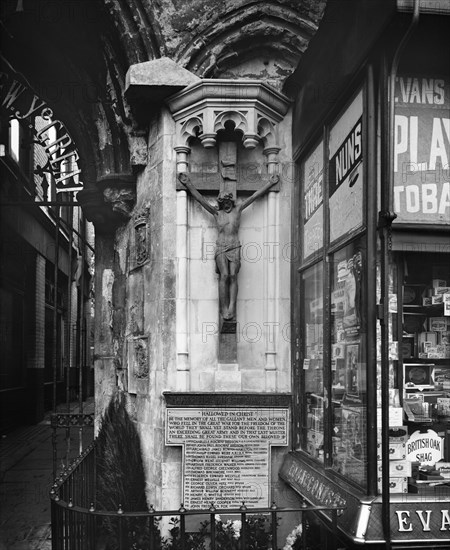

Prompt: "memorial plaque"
[166,408,288,508]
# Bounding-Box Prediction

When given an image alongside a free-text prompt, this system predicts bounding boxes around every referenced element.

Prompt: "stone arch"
[0,0,138,193]
[214,111,248,136]
[174,1,325,85]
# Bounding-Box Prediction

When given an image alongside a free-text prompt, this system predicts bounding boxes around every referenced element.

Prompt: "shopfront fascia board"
[286,0,397,159]
[280,452,373,544]
[281,452,450,545]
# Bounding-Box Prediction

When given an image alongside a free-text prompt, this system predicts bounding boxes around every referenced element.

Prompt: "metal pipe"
[78,209,85,455]
[380,1,420,548]
[240,507,247,550]
[52,206,61,415]
[180,509,186,550]
[210,512,216,550]
[365,63,378,498]
[271,505,278,549]
[0,200,81,206]
[65,203,74,466]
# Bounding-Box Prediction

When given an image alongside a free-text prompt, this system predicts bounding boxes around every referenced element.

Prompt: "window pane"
[330,240,367,487]
[9,119,20,163]
[301,262,324,461]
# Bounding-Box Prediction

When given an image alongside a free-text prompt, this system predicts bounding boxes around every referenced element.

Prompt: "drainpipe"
[379,1,420,548]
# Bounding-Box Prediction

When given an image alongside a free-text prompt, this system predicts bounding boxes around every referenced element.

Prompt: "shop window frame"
[293,74,377,494]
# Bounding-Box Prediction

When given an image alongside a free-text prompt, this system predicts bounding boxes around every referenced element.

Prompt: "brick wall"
[34,254,45,369]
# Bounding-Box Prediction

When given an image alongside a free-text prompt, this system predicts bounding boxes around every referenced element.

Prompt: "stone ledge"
[125,57,200,103]
[163,392,292,408]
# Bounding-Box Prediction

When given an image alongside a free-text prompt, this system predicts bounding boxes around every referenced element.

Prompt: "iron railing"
[50,445,344,550]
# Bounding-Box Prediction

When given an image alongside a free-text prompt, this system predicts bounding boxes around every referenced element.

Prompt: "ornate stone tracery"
[167,79,291,164]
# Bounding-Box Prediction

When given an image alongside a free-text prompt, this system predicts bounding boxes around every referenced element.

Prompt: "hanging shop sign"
[303,141,324,259]
[328,90,364,243]
[393,75,450,224]
[0,70,82,193]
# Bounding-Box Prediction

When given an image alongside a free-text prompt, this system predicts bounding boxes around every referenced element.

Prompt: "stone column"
[264,147,281,391]
[93,232,117,429]
[176,187,190,391]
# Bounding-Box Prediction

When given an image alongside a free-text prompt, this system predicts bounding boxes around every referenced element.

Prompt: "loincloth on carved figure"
[214,242,241,273]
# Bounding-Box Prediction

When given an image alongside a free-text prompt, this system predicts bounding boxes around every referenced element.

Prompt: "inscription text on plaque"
[166,408,288,508]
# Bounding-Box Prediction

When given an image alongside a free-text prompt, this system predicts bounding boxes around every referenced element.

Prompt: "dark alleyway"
[0,399,94,549]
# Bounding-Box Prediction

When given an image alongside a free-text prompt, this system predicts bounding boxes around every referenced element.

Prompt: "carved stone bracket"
[128,335,149,394]
[98,174,136,218]
[77,174,136,232]
[166,80,291,170]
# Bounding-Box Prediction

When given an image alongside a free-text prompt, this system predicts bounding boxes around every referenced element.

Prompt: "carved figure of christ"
[178,171,279,321]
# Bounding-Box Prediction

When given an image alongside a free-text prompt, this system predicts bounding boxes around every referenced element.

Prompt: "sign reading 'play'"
[166,408,288,508]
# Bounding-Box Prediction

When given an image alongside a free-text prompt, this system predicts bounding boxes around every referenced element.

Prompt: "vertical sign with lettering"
[328,90,364,244]
[303,141,324,259]
[166,408,288,508]
[394,75,450,224]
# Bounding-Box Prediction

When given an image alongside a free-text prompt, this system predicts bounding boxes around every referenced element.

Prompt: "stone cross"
[178,141,279,364]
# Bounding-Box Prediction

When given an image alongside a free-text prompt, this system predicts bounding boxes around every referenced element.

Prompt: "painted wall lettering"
[394,75,450,224]
[396,511,413,532]
[328,90,364,243]
[395,509,450,533]
[303,140,324,258]
[334,120,362,189]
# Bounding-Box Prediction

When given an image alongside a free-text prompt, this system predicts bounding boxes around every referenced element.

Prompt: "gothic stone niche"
[132,207,150,269]
[169,80,290,363]
[127,335,149,394]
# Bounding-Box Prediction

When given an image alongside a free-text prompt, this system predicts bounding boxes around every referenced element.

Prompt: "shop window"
[330,240,367,487]
[8,118,31,180]
[300,262,324,461]
[294,84,369,490]
[391,252,450,495]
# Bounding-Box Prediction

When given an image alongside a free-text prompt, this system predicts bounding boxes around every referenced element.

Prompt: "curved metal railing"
[50,444,344,550]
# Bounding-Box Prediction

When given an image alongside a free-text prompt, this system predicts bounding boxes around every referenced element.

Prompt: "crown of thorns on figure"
[217,192,235,207]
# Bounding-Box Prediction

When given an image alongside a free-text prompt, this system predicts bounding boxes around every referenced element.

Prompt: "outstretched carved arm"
[178,173,217,217]
[239,174,280,211]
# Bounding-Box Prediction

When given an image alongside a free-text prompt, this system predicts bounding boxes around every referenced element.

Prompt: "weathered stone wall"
[90,0,327,512]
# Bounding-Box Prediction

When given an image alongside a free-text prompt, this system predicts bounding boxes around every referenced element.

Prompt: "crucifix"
[178,141,279,361]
